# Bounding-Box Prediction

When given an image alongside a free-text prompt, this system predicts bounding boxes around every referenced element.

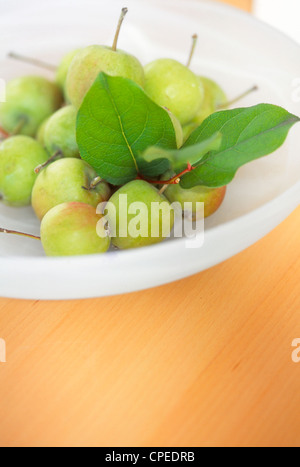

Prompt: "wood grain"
[0,203,299,447]
[1,0,300,448]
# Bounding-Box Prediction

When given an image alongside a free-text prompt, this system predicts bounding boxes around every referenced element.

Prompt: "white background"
[254,0,300,44]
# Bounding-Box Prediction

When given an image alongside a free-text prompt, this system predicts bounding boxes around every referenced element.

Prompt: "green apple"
[7,50,80,102]
[66,45,145,109]
[144,59,204,126]
[36,116,51,145]
[66,9,144,108]
[183,76,227,141]
[200,76,227,113]
[182,121,198,143]
[41,202,110,256]
[0,76,63,137]
[0,135,49,206]
[43,105,79,158]
[165,109,183,148]
[32,158,111,220]
[164,182,227,219]
[105,180,174,250]
[55,49,81,99]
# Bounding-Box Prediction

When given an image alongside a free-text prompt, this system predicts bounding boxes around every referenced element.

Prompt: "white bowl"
[0,0,299,300]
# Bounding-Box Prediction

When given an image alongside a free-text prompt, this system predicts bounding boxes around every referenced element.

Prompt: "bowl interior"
[0,0,300,258]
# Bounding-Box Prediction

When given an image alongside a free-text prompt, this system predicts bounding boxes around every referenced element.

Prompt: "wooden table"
[1,0,300,448]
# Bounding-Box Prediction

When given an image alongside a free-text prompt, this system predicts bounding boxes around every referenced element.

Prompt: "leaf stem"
[186,34,198,68]
[139,163,195,186]
[112,7,128,51]
[7,52,57,71]
[0,227,40,240]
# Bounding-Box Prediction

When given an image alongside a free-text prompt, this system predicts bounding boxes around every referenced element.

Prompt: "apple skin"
[164,183,227,219]
[0,136,49,206]
[144,59,204,126]
[66,45,145,108]
[165,109,183,148]
[32,158,111,220]
[106,180,174,250]
[198,76,227,118]
[0,76,63,137]
[55,49,81,100]
[44,105,80,158]
[183,76,227,142]
[36,116,51,146]
[41,202,110,256]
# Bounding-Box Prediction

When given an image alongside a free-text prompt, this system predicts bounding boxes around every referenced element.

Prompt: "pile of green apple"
[0,8,298,256]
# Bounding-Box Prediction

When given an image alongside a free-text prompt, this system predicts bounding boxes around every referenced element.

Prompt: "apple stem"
[159,184,169,195]
[12,117,27,135]
[218,85,259,109]
[34,150,62,174]
[138,163,194,186]
[7,52,57,71]
[0,126,10,140]
[0,118,27,141]
[0,227,40,241]
[82,176,103,191]
[186,34,198,68]
[112,7,128,51]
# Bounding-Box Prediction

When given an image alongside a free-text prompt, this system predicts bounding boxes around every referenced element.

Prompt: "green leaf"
[76,73,177,185]
[181,104,300,189]
[136,157,172,179]
[139,132,222,175]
